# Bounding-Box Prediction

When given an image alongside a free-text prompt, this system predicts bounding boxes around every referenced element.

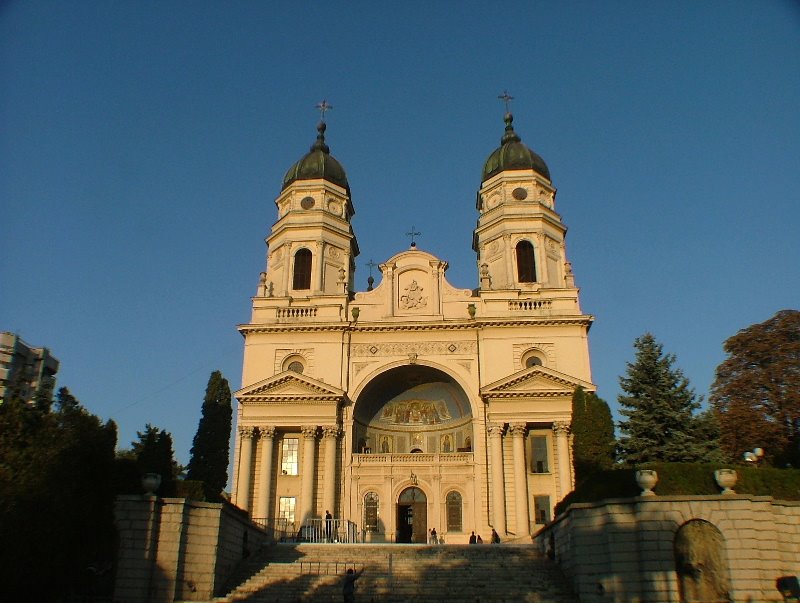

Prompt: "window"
[292,248,312,290]
[516,241,536,283]
[279,496,296,524]
[287,361,304,373]
[533,495,551,524]
[530,435,549,473]
[281,438,299,475]
[446,491,463,532]
[364,492,379,532]
[525,355,543,368]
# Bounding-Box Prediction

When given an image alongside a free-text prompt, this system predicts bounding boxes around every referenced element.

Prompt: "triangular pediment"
[236,371,344,401]
[481,366,594,398]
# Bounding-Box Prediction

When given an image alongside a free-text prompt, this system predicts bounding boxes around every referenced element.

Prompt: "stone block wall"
[114,496,268,603]
[534,494,800,603]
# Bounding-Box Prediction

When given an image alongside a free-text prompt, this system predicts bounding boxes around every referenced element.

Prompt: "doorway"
[397,487,427,543]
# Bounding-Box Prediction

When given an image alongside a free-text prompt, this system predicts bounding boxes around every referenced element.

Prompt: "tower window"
[516,241,536,283]
[293,249,312,290]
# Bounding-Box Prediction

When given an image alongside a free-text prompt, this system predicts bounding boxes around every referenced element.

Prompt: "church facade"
[231,113,595,544]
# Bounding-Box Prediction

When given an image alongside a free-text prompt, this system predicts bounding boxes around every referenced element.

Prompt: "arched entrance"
[397,487,427,543]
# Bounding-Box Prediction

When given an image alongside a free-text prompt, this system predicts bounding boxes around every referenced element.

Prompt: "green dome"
[282,122,349,192]
[482,113,550,182]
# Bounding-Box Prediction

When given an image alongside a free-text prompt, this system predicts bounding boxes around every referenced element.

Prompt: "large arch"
[352,364,474,455]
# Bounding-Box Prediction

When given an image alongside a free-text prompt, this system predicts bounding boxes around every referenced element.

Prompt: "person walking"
[343,567,364,603]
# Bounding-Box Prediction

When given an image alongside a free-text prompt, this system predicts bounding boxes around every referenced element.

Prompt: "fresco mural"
[369,382,470,427]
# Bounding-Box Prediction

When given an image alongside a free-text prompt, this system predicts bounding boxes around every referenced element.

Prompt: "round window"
[300,196,315,209]
[287,361,304,373]
[512,187,528,200]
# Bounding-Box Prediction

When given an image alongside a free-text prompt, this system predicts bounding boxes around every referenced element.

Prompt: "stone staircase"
[205,543,579,603]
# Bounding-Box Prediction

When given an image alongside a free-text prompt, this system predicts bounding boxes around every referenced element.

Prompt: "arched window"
[446,491,463,532]
[525,356,543,368]
[516,241,536,283]
[292,248,312,290]
[364,492,379,533]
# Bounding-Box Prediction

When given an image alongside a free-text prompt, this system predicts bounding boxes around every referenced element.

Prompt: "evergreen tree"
[617,333,702,464]
[571,386,616,485]
[710,310,800,466]
[186,370,233,500]
[132,424,179,496]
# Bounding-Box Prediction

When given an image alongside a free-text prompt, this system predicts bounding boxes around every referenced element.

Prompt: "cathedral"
[231,110,595,544]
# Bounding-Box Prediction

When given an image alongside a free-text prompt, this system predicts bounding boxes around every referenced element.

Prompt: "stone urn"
[142,472,162,496]
[635,470,658,496]
[714,469,737,494]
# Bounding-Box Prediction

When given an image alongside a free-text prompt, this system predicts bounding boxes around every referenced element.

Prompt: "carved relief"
[301,425,318,439]
[352,342,477,357]
[328,246,341,259]
[400,280,427,309]
[508,423,528,438]
[553,421,571,436]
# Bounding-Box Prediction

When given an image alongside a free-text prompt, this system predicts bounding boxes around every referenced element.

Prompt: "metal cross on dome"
[315,99,333,121]
[366,259,377,278]
[406,225,421,247]
[498,90,514,113]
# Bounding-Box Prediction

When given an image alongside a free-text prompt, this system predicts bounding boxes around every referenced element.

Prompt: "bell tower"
[473,111,575,294]
[259,116,359,300]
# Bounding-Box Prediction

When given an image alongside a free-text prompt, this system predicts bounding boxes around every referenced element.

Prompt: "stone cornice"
[238,315,594,335]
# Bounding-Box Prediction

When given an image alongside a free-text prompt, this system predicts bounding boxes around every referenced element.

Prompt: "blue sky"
[2,1,799,469]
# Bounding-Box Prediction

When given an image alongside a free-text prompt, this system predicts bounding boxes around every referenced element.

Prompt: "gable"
[481,365,593,399]
[236,371,344,403]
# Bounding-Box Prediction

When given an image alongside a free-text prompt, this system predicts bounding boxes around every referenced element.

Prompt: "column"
[315,240,325,293]
[509,423,530,537]
[236,426,256,512]
[553,421,572,499]
[298,425,318,525]
[254,426,277,520]
[322,426,340,518]
[487,423,507,535]
[504,234,514,286]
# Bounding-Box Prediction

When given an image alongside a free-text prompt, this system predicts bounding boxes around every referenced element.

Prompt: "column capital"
[301,425,319,439]
[239,425,256,439]
[553,421,571,436]
[258,425,277,439]
[487,423,506,437]
[508,423,528,438]
[321,425,341,440]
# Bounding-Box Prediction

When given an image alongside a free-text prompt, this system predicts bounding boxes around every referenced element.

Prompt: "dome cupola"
[282,121,350,193]
[482,113,550,182]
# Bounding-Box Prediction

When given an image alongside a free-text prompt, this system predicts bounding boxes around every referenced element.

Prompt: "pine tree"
[132,424,178,496]
[617,333,702,464]
[571,386,616,485]
[186,370,232,501]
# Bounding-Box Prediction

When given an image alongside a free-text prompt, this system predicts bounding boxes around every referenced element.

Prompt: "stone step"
[202,544,577,603]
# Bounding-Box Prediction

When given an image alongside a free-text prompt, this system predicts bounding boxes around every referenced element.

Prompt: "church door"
[397,487,427,543]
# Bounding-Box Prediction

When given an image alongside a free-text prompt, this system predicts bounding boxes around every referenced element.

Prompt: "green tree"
[617,333,703,464]
[571,386,616,485]
[186,370,233,500]
[132,423,179,496]
[0,387,118,600]
[710,309,800,467]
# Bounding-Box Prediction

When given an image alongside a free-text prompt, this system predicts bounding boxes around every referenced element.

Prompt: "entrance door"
[397,487,427,543]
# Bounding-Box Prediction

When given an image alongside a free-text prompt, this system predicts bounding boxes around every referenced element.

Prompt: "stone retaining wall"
[114,496,268,603]
[533,494,800,602]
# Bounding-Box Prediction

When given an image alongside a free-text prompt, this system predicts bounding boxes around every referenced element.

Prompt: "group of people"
[428,528,444,544]
[469,529,501,544]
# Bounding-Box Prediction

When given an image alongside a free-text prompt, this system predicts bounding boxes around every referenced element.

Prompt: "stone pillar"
[299,425,318,524]
[322,426,340,517]
[255,426,276,520]
[509,423,530,537]
[504,234,514,286]
[487,423,507,535]
[236,426,256,512]
[553,421,572,499]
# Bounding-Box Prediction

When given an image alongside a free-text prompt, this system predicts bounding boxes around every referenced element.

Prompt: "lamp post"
[743,447,764,466]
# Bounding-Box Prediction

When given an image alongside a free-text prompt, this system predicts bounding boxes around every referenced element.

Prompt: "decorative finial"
[316,99,334,122]
[406,225,421,248]
[498,90,514,115]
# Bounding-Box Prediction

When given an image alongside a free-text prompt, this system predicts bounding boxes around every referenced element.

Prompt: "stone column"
[504,234,514,286]
[236,426,256,511]
[299,425,318,524]
[322,426,340,517]
[487,423,507,535]
[255,426,277,520]
[553,421,572,499]
[509,423,530,537]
